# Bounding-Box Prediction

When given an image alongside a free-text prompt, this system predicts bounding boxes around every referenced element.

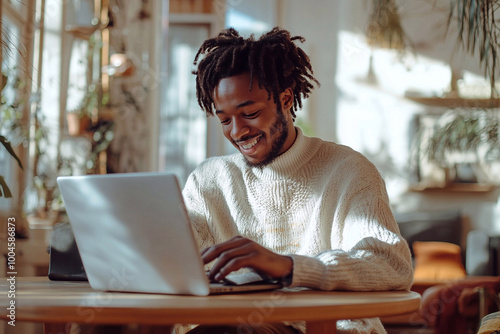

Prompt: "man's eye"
[220,119,230,125]
[244,111,260,118]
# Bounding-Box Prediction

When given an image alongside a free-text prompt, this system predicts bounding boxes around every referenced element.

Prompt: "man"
[183,27,413,334]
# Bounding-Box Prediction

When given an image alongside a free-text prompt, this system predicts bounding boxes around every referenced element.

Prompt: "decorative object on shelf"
[137,0,152,20]
[66,112,91,137]
[64,0,108,40]
[102,53,136,77]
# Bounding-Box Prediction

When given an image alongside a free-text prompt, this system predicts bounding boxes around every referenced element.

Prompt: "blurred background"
[1,0,500,332]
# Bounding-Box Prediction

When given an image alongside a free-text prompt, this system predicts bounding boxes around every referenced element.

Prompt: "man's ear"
[279,88,294,111]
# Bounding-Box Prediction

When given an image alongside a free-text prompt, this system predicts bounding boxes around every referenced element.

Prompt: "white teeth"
[241,136,260,149]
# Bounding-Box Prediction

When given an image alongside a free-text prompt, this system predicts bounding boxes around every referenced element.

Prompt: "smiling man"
[182,27,413,334]
[213,72,295,168]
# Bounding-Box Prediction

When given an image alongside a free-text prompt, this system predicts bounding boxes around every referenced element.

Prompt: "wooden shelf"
[169,0,214,14]
[406,96,500,109]
[64,25,100,40]
[410,183,497,193]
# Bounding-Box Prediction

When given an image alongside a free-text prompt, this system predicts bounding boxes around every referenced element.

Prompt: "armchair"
[388,211,500,334]
[420,276,500,334]
[383,210,500,333]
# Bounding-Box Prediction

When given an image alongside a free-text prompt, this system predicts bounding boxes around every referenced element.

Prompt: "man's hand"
[202,236,293,282]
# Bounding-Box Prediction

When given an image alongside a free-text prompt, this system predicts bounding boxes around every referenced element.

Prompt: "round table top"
[2,277,420,326]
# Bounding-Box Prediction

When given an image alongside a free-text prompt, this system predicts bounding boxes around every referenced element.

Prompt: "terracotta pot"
[66,113,91,136]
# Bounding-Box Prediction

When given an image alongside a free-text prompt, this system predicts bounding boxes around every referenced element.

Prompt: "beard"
[243,107,290,169]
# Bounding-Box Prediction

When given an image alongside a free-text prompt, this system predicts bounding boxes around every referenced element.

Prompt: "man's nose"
[230,118,250,139]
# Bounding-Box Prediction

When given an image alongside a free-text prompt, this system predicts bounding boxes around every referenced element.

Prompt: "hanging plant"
[448,0,500,97]
[365,0,410,50]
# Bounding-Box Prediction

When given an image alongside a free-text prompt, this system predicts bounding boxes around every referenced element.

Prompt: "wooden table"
[1,277,420,334]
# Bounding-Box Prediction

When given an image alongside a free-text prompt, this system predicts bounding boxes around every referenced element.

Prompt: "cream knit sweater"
[182,127,413,333]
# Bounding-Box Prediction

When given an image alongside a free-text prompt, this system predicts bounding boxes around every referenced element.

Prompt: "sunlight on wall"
[336,30,453,200]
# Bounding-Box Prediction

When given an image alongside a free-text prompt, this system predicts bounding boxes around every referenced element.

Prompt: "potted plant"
[66,83,100,136]
[420,109,500,184]
[0,72,25,198]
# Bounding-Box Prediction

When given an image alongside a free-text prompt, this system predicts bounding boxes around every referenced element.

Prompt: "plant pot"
[66,113,91,136]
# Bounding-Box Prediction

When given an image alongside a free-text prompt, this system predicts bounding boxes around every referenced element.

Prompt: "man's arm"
[199,177,413,292]
[202,218,412,291]
[182,172,216,251]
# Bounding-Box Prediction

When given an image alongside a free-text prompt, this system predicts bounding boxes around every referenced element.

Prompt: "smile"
[237,135,262,150]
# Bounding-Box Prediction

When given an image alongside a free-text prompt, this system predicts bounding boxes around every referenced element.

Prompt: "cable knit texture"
[182,127,413,334]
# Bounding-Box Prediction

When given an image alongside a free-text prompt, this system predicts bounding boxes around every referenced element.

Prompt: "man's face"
[213,72,296,167]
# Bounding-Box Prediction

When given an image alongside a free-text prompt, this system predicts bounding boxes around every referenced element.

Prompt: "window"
[158,24,211,184]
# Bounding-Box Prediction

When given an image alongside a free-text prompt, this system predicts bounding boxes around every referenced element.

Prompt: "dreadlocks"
[193,27,320,120]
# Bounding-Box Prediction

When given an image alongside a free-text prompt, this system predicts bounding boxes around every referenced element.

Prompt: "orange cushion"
[413,241,467,280]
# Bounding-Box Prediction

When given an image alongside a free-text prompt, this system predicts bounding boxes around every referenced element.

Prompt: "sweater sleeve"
[289,162,413,292]
[182,172,215,251]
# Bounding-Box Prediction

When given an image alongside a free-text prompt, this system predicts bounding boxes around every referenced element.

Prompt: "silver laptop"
[56,172,281,296]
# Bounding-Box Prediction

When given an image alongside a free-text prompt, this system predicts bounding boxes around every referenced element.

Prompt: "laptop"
[56,172,282,296]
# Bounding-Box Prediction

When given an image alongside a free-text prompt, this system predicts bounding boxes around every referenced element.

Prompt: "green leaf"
[449,0,499,88]
[458,0,466,39]
[0,176,13,198]
[467,0,477,50]
[0,135,23,170]
[0,73,7,93]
